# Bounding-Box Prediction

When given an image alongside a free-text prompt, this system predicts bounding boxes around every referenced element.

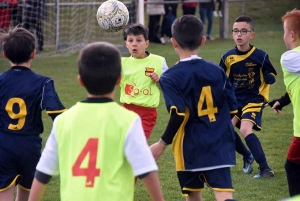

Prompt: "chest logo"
[145,67,155,77]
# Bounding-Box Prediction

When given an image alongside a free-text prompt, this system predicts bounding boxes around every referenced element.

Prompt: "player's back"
[161,57,237,169]
[164,58,235,123]
[0,66,52,135]
[54,100,140,201]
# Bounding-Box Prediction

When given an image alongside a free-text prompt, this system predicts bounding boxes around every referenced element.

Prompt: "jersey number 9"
[5,98,27,130]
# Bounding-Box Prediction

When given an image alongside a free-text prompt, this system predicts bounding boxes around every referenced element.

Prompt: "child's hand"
[149,72,159,83]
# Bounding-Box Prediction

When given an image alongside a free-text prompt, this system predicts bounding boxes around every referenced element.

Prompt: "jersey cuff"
[161,109,184,144]
[137,172,150,179]
[35,170,52,184]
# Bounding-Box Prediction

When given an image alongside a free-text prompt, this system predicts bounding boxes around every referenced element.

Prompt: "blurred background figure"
[22,0,46,52]
[0,0,17,31]
[213,0,222,17]
[147,0,165,44]
[160,6,175,43]
[199,0,215,40]
[182,0,197,15]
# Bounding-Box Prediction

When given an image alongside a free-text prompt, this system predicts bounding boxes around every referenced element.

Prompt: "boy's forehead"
[127,34,145,40]
[233,22,251,29]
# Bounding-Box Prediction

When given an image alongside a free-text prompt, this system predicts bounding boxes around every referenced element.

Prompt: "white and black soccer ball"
[96,0,129,32]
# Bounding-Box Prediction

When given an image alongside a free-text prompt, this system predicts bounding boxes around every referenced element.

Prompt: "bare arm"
[141,171,164,201]
[28,178,47,201]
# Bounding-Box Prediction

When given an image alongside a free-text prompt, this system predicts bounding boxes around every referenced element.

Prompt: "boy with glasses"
[219,15,277,179]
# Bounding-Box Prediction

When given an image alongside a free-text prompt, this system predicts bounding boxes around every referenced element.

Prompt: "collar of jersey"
[81,97,113,103]
[235,44,254,55]
[11,66,31,71]
[180,55,202,62]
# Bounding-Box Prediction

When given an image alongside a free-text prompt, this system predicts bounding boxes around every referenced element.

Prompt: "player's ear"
[145,40,149,48]
[200,36,206,46]
[77,75,85,87]
[30,50,36,59]
[170,37,178,48]
[3,52,8,59]
[115,74,122,85]
[291,31,296,42]
[250,31,256,39]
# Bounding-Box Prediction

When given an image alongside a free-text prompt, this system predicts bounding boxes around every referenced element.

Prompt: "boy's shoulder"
[59,101,139,119]
[281,49,300,68]
[0,67,51,81]
[148,53,165,60]
[168,58,221,74]
[252,46,268,55]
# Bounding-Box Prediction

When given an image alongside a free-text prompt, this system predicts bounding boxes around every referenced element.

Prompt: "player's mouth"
[237,39,242,42]
[132,49,138,53]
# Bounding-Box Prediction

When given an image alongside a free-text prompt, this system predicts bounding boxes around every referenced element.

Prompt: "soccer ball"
[96,0,129,32]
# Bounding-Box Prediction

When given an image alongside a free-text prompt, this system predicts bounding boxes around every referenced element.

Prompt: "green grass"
[2,1,299,200]
[0,29,292,201]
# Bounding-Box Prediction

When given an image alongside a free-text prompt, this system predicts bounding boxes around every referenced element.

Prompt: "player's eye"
[232,29,239,34]
[241,29,248,34]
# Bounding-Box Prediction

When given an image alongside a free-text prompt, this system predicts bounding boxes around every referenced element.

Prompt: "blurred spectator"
[163,0,177,18]
[11,0,23,26]
[22,0,46,52]
[147,0,165,44]
[199,0,215,40]
[182,0,197,15]
[213,0,222,17]
[160,6,175,42]
[0,0,17,31]
[160,0,177,42]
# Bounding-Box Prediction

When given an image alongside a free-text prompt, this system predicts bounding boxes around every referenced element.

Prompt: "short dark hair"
[234,15,254,31]
[78,42,121,95]
[171,15,203,51]
[124,23,149,40]
[0,27,35,64]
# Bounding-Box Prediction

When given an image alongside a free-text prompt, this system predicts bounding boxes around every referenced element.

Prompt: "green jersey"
[120,53,167,108]
[281,46,300,137]
[36,98,158,201]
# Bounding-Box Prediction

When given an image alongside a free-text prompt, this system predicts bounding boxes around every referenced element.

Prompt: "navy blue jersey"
[219,46,277,108]
[159,58,237,171]
[0,66,66,135]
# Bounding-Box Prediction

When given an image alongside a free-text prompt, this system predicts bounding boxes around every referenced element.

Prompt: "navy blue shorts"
[0,133,41,192]
[177,167,234,196]
[235,102,264,131]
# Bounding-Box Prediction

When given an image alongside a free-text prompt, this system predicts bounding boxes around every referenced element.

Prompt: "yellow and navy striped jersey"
[0,66,66,135]
[159,57,237,171]
[219,46,277,108]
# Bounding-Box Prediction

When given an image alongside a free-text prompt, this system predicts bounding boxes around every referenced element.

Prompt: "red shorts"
[122,104,157,139]
[287,136,300,164]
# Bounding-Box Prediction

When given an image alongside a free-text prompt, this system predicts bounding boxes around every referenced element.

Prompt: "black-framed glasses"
[232,29,252,35]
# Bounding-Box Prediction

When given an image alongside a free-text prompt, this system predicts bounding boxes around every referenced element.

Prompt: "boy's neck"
[132,51,149,59]
[236,44,251,52]
[177,49,199,60]
[87,92,114,100]
[11,61,31,68]
[290,41,300,50]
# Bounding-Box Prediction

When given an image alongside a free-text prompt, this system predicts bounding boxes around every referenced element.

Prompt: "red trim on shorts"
[122,104,157,139]
[287,137,300,164]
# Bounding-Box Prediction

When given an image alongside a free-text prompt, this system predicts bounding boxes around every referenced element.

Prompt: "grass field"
[0,28,294,200]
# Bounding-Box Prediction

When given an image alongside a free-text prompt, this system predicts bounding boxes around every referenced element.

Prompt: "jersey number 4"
[5,98,27,130]
[72,138,100,188]
[198,86,218,122]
